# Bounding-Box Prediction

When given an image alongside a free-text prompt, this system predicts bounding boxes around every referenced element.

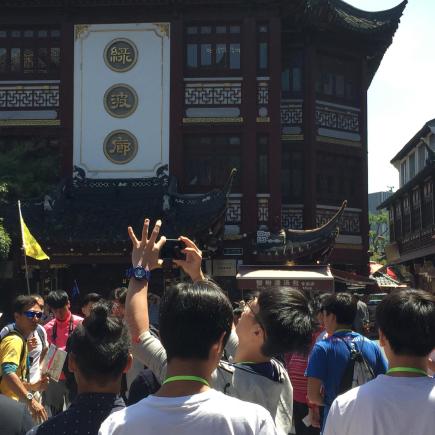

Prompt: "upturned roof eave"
[390,120,435,164]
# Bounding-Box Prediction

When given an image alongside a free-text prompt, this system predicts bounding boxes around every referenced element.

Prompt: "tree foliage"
[0,138,60,259]
[369,211,389,264]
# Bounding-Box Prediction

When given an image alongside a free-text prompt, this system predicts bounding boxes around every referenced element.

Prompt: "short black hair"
[159,280,233,362]
[376,289,435,357]
[310,293,332,316]
[13,295,38,314]
[81,293,103,308]
[46,290,69,309]
[321,292,357,325]
[69,302,130,384]
[112,287,127,305]
[257,287,313,356]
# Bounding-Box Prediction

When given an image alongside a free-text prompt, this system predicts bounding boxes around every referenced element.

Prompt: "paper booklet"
[41,344,67,382]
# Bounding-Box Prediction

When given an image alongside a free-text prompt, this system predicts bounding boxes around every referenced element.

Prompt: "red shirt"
[44,312,82,380]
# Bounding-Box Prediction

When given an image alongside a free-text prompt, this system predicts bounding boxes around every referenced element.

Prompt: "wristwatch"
[126,266,151,282]
[25,392,34,402]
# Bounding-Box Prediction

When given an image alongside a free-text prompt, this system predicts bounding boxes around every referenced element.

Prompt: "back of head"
[13,295,38,314]
[46,290,69,309]
[159,280,233,361]
[257,287,313,356]
[322,292,357,325]
[81,292,103,308]
[112,287,127,305]
[376,289,435,357]
[69,302,130,385]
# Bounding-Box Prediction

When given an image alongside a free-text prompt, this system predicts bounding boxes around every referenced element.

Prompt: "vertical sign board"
[74,23,170,179]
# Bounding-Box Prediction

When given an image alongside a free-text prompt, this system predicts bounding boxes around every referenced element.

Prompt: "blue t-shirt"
[306,331,387,426]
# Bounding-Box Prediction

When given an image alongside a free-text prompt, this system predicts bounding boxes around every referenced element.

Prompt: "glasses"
[245,298,264,330]
[23,311,43,319]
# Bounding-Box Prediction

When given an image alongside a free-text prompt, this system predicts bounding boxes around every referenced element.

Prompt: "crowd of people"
[0,218,434,435]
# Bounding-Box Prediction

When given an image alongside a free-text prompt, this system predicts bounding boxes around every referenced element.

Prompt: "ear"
[378,329,386,347]
[123,353,133,374]
[209,331,227,360]
[68,353,77,373]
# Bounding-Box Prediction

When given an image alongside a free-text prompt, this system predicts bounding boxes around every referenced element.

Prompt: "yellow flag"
[19,216,50,261]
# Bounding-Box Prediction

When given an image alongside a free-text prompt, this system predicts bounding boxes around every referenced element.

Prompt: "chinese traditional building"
[379,119,435,293]
[0,0,406,297]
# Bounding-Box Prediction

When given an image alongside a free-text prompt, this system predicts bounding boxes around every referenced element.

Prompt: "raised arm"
[125,219,166,339]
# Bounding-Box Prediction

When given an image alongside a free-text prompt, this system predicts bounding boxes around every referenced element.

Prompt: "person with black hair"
[120,219,313,434]
[81,293,103,318]
[324,289,435,435]
[0,295,48,422]
[111,287,127,319]
[43,290,83,415]
[34,302,131,435]
[306,292,387,430]
[100,277,278,434]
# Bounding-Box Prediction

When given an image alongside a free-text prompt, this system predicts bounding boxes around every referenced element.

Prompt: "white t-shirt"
[99,389,278,435]
[324,375,435,435]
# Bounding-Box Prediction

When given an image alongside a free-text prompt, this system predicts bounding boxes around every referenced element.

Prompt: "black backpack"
[337,336,375,396]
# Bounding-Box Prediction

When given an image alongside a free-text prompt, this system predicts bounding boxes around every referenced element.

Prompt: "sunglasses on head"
[23,311,43,319]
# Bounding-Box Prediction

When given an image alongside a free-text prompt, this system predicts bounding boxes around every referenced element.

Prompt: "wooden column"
[302,41,316,229]
[169,16,184,180]
[59,19,74,178]
[359,56,370,275]
[268,16,282,231]
[241,16,257,234]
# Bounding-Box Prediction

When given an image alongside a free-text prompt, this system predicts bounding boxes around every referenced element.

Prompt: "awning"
[331,268,378,287]
[236,265,334,292]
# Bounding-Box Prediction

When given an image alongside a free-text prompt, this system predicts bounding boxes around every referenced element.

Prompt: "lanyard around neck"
[163,375,210,387]
[334,329,352,334]
[386,367,428,377]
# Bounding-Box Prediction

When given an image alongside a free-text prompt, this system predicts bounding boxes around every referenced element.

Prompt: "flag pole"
[18,200,31,295]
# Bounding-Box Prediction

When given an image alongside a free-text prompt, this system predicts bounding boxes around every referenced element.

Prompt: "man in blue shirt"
[306,292,387,430]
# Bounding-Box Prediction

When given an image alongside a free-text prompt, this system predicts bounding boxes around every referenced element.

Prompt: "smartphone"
[162,239,186,260]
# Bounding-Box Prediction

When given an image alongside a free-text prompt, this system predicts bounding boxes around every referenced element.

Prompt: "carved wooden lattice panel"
[281,206,303,229]
[315,103,359,132]
[316,208,360,234]
[0,84,59,109]
[257,197,269,223]
[280,101,303,126]
[185,83,241,106]
[226,198,242,223]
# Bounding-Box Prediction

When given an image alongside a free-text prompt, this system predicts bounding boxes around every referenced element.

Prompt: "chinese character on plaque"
[104,38,138,72]
[103,130,138,164]
[104,84,138,118]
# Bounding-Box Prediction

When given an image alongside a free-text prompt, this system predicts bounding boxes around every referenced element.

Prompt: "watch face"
[134,267,147,280]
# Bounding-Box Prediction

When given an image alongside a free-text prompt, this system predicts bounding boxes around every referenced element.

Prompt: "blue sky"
[346,0,435,193]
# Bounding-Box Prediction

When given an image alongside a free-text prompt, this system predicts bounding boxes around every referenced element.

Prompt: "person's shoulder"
[209,390,274,419]
[44,318,55,330]
[72,314,83,323]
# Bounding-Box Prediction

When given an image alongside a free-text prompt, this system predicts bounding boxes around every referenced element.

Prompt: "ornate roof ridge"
[303,0,407,33]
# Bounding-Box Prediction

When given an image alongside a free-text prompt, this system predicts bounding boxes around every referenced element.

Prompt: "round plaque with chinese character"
[104,84,138,118]
[104,38,138,72]
[103,130,138,164]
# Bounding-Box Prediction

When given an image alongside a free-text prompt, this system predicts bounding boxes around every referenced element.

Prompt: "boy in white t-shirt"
[324,289,435,435]
[99,220,278,435]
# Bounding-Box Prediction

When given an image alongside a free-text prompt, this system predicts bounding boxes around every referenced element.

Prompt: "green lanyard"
[386,367,428,377]
[163,375,210,387]
[334,329,352,334]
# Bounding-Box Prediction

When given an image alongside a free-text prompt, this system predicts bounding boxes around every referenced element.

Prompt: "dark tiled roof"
[390,119,435,163]
[378,161,435,209]
[2,171,235,254]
